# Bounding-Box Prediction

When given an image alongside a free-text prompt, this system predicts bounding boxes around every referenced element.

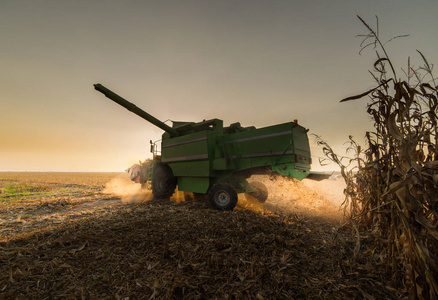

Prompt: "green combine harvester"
[94,83,320,210]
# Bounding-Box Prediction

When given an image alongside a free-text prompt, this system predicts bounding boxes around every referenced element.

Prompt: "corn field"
[318,16,438,299]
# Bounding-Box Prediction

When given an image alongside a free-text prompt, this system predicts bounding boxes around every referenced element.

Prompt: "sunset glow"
[1,0,437,171]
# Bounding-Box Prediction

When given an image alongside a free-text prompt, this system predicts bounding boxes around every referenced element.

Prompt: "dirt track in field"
[0,172,398,299]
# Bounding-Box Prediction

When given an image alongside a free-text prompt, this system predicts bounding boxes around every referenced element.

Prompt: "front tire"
[152,163,177,199]
[209,183,238,210]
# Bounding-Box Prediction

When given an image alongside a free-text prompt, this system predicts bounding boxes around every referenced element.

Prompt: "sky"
[1,0,437,172]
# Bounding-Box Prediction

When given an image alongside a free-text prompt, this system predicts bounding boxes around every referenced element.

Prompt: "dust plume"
[103,176,153,204]
[239,175,346,224]
[170,189,187,203]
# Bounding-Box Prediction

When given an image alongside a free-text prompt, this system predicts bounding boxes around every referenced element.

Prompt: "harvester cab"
[94,83,318,210]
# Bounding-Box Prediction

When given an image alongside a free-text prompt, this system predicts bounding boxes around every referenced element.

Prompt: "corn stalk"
[322,16,438,299]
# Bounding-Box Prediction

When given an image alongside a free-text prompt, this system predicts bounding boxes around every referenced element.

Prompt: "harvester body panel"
[158,121,310,193]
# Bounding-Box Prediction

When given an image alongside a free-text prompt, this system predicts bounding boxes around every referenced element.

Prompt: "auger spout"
[93,83,180,137]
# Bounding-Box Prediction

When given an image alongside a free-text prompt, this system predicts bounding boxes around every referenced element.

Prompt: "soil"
[0,172,400,299]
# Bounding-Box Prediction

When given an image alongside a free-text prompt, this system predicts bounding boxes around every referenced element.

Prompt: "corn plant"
[320,16,438,299]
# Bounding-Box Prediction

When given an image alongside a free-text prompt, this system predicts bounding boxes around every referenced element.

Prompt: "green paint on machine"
[94,84,321,210]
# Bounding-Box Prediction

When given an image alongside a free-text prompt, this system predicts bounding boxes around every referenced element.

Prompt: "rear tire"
[209,183,238,210]
[152,163,177,199]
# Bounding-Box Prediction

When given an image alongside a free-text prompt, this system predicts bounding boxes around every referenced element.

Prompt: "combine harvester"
[94,84,326,210]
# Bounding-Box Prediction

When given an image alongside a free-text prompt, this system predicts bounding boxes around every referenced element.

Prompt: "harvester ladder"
[147,164,154,189]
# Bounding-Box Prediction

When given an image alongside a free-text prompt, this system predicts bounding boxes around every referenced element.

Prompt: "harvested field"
[0,172,398,299]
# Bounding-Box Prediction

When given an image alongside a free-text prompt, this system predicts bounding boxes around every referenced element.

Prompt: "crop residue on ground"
[0,172,397,299]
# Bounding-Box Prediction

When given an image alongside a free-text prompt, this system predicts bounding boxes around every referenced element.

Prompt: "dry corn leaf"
[415,210,435,229]
[387,112,403,142]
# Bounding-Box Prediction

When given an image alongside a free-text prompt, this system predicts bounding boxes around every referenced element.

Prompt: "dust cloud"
[239,175,346,224]
[102,174,187,204]
[103,176,153,204]
[102,174,347,223]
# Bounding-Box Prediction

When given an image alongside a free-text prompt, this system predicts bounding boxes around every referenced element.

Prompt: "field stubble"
[0,172,397,299]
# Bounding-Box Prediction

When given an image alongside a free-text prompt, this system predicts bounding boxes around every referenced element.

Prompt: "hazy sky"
[1,0,437,172]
